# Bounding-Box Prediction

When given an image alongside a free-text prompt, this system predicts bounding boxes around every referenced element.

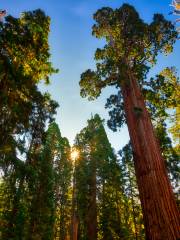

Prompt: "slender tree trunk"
[120,72,180,240]
[71,214,78,240]
[127,166,138,240]
[87,161,97,240]
[5,176,25,240]
[102,181,106,240]
[71,165,78,240]
[115,189,121,231]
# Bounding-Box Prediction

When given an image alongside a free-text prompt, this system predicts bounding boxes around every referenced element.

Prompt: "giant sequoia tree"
[106,67,180,193]
[79,4,180,239]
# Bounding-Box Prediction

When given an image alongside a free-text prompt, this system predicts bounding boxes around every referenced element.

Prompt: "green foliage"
[48,123,72,240]
[154,122,179,191]
[118,143,145,239]
[74,114,134,239]
[0,9,59,240]
[80,4,177,101]
[79,4,177,130]
[105,91,125,131]
[0,9,58,169]
[0,9,57,83]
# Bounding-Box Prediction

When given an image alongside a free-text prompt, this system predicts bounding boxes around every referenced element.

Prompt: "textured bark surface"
[121,73,180,240]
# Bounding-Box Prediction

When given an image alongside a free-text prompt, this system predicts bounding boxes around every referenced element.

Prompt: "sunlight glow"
[71,148,79,161]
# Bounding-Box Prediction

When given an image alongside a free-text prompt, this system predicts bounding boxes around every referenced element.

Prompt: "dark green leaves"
[105,91,126,131]
[80,4,178,102]
[79,3,178,137]
[150,14,177,56]
[80,69,103,100]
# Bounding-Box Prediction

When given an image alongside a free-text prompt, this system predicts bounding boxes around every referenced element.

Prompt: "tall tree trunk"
[71,214,78,240]
[127,166,138,240]
[121,72,180,240]
[71,166,78,240]
[87,162,97,240]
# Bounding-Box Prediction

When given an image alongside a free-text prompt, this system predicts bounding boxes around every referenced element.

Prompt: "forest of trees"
[0,3,179,240]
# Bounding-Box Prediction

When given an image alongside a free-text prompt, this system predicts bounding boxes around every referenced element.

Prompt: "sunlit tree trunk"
[121,72,180,240]
[71,165,79,240]
[127,166,138,240]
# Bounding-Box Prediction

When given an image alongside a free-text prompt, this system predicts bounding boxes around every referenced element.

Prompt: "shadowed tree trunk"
[86,162,97,240]
[121,71,180,240]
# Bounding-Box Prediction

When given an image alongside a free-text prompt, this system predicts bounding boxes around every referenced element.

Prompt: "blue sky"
[2,0,180,151]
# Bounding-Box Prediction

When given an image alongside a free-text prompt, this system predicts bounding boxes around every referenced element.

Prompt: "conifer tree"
[0,9,58,166]
[50,123,72,240]
[0,9,58,240]
[74,114,128,239]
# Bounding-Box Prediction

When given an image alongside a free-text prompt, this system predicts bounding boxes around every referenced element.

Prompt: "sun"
[71,148,79,161]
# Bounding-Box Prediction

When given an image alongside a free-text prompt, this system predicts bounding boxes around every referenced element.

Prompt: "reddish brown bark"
[121,72,180,240]
[71,214,78,240]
